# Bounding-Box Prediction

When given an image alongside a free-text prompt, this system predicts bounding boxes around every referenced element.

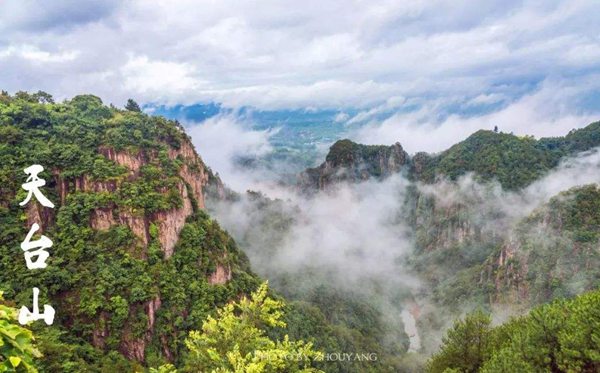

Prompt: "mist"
[204,143,600,356]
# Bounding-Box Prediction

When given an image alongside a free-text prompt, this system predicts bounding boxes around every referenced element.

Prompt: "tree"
[150,364,178,373]
[0,292,41,372]
[427,310,493,373]
[183,282,324,373]
[125,98,141,112]
[429,290,600,373]
[32,91,54,104]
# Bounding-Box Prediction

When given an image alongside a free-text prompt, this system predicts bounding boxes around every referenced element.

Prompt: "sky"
[2,0,600,182]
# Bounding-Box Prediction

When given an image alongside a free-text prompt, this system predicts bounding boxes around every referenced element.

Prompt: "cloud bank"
[1,0,599,116]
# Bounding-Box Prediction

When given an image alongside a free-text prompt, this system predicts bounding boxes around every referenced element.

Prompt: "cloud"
[207,145,600,352]
[0,0,599,113]
[185,115,275,191]
[0,45,79,63]
[0,0,120,32]
[121,55,202,103]
[351,79,600,153]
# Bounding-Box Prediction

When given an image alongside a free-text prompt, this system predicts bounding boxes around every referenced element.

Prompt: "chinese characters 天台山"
[18,164,55,326]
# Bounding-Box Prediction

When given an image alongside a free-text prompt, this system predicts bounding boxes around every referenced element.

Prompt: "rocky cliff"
[483,184,600,305]
[0,92,258,369]
[298,121,600,192]
[298,139,409,191]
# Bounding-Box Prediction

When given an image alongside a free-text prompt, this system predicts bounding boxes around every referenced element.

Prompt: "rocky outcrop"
[54,138,226,362]
[209,263,232,285]
[79,139,213,257]
[118,210,150,247]
[25,201,54,232]
[118,295,163,362]
[99,146,145,176]
[90,208,116,231]
[152,182,193,258]
[92,312,109,349]
[298,139,410,191]
[168,141,210,209]
[484,238,528,304]
[412,193,484,252]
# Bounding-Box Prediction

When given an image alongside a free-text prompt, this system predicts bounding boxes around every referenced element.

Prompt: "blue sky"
[1,0,600,188]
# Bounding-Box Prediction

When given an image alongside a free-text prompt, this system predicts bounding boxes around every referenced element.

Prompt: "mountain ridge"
[298,121,600,191]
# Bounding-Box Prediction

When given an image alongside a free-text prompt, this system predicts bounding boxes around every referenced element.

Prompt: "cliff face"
[0,93,257,368]
[293,122,600,311]
[47,140,231,361]
[483,185,600,305]
[298,121,600,192]
[298,139,409,191]
[410,184,599,308]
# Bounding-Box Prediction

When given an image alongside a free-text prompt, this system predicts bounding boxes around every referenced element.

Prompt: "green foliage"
[125,99,142,113]
[427,310,493,373]
[428,289,600,373]
[421,123,600,190]
[183,283,323,373]
[0,91,260,369]
[149,363,177,373]
[0,293,41,372]
[432,130,558,190]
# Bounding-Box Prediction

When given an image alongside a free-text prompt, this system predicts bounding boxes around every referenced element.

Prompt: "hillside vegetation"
[0,91,294,371]
[428,288,600,372]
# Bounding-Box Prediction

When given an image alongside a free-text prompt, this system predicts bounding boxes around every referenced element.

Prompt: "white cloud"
[0,45,79,63]
[185,115,275,191]
[0,0,598,112]
[120,55,202,103]
[351,79,600,153]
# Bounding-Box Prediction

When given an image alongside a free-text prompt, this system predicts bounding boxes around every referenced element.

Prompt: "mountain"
[298,140,409,190]
[300,121,600,191]
[0,92,263,370]
[2,91,598,372]
[211,119,600,371]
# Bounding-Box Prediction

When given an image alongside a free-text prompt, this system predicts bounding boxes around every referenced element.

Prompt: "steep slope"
[485,184,600,304]
[0,92,259,370]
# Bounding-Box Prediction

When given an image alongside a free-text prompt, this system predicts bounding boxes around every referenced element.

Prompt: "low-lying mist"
[206,146,600,357]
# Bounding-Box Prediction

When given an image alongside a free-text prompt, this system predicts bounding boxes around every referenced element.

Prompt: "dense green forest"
[0,91,328,372]
[415,122,600,189]
[428,288,600,372]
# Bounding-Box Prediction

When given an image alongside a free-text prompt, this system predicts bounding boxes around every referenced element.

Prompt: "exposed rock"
[118,209,149,247]
[179,163,208,209]
[209,263,232,285]
[92,312,109,350]
[120,329,146,362]
[298,139,409,191]
[168,140,210,208]
[90,208,116,230]
[53,170,68,205]
[161,335,174,362]
[99,146,145,176]
[76,175,117,193]
[25,201,54,232]
[152,182,193,258]
[147,296,161,330]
